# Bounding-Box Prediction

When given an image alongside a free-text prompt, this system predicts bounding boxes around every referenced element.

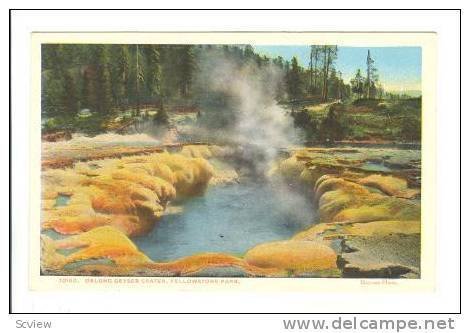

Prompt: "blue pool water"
[361,161,392,172]
[54,194,71,207]
[132,182,315,262]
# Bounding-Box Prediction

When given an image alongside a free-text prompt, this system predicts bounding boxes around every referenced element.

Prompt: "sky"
[253,46,422,93]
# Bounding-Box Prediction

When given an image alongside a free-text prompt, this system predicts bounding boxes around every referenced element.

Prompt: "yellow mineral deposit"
[41,146,421,278]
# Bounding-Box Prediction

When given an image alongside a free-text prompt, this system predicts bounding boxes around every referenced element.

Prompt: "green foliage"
[42,71,63,117]
[291,103,347,142]
[144,45,161,100]
[318,107,345,141]
[40,43,420,144]
[351,69,365,99]
[42,43,348,119]
[153,107,169,126]
[291,97,420,143]
[244,45,255,59]
[178,45,196,97]
[291,109,319,141]
[61,71,78,116]
[91,45,114,115]
[399,116,421,141]
[42,118,60,132]
[350,50,385,100]
[286,57,303,100]
[110,45,130,109]
[344,99,421,142]
[320,46,338,102]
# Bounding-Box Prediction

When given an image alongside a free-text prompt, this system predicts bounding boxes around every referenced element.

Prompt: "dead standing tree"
[321,45,338,102]
[309,45,321,95]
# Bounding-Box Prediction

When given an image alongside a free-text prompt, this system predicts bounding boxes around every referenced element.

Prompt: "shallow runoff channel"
[132,180,315,262]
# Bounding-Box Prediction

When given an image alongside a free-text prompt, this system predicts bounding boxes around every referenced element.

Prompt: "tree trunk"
[309,47,313,94]
[135,45,141,117]
[313,54,318,94]
[366,50,371,99]
[322,48,330,102]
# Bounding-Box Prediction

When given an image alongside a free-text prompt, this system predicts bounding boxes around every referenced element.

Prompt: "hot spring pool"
[132,181,315,262]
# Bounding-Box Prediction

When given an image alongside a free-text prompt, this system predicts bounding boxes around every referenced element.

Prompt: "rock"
[300,165,340,186]
[40,144,422,279]
[41,235,67,270]
[209,159,240,185]
[273,156,306,182]
[331,201,417,224]
[340,220,420,237]
[292,223,337,241]
[339,234,420,278]
[53,226,153,271]
[43,214,146,237]
[110,169,177,203]
[41,151,214,237]
[313,176,420,224]
[359,174,420,199]
[270,148,422,279]
[186,266,250,277]
[150,252,273,276]
[181,145,213,159]
[244,240,337,273]
[42,131,72,142]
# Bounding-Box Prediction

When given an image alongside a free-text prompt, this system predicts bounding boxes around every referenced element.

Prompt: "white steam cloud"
[194,49,302,174]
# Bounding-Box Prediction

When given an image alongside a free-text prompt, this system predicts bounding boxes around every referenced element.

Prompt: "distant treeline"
[42,44,197,118]
[42,44,405,121]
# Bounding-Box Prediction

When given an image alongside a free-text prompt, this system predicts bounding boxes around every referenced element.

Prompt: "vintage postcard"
[30,32,436,290]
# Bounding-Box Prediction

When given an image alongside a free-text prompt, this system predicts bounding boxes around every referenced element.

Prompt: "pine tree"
[327,68,340,100]
[110,45,130,109]
[61,71,78,117]
[153,107,169,126]
[132,44,145,116]
[42,44,64,76]
[243,45,255,59]
[91,45,113,115]
[145,45,162,101]
[178,45,195,97]
[42,72,63,117]
[41,45,65,117]
[365,50,379,99]
[321,46,338,102]
[351,69,365,99]
[309,45,321,94]
[287,56,302,101]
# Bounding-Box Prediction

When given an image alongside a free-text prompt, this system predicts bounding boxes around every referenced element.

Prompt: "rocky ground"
[270,147,421,278]
[41,142,421,278]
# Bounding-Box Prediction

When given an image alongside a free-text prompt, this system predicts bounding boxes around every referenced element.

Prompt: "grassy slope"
[297,98,421,143]
[343,98,421,142]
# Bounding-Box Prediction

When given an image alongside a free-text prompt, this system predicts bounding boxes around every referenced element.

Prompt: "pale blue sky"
[253,46,422,92]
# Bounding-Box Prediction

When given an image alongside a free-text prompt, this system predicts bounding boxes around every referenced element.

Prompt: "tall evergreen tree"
[321,46,338,102]
[327,68,341,100]
[42,44,64,76]
[243,45,255,59]
[110,45,130,109]
[131,44,145,116]
[309,45,321,94]
[287,56,302,101]
[145,45,162,102]
[91,45,113,115]
[365,49,379,99]
[351,69,365,99]
[41,45,65,117]
[61,71,78,117]
[178,45,195,97]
